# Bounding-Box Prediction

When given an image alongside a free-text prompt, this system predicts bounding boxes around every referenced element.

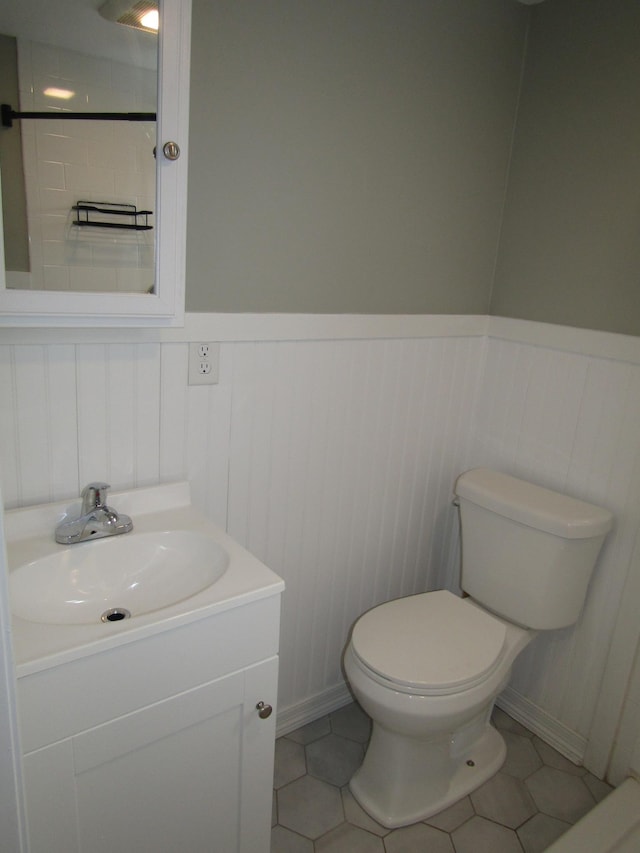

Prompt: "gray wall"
[186,0,640,335]
[491,0,640,336]
[185,0,527,314]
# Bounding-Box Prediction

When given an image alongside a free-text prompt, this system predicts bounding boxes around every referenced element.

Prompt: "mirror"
[0,0,190,326]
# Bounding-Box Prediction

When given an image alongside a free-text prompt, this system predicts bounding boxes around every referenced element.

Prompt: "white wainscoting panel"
[76,343,163,492]
[184,344,232,530]
[598,518,640,783]
[473,335,640,757]
[0,332,485,719]
[223,336,485,714]
[0,345,79,507]
[158,343,189,487]
[2,318,640,778]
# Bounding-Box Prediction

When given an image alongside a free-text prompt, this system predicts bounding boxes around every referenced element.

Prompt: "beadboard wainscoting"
[477,320,640,780]
[1,315,640,782]
[223,335,484,727]
[0,329,485,734]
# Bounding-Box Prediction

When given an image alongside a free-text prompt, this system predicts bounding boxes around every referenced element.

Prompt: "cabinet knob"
[162,141,181,160]
[256,701,273,719]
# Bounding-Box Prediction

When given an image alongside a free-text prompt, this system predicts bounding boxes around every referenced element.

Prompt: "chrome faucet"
[55,482,133,544]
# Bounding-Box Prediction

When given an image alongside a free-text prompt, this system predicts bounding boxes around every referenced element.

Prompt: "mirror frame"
[0,0,191,328]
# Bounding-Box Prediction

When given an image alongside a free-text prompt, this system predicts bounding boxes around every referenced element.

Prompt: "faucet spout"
[55,482,133,545]
[81,481,111,516]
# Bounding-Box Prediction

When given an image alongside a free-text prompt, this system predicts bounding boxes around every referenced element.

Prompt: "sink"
[10,530,229,625]
[5,481,284,676]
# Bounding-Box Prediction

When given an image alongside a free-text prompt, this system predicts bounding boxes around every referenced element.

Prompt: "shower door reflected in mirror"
[0,0,158,295]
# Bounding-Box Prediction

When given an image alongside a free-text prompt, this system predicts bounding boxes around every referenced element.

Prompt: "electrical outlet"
[188,342,219,385]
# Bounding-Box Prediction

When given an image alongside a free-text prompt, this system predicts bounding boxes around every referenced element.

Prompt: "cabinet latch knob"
[256,701,273,719]
[162,141,181,160]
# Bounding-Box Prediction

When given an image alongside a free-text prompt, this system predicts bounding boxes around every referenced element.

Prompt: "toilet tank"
[454,468,613,630]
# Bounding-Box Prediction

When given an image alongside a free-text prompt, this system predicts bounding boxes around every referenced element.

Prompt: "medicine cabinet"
[0,0,191,327]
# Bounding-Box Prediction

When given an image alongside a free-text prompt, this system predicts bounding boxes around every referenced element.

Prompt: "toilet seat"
[350,589,507,696]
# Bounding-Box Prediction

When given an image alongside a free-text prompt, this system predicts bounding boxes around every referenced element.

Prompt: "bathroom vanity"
[6,483,284,853]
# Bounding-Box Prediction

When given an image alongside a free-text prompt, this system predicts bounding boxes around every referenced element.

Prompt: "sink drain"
[101,607,132,623]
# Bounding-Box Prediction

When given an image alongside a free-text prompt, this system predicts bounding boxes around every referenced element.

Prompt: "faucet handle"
[81,482,110,514]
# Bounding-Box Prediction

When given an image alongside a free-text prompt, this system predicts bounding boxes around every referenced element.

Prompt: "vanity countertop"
[5,482,284,677]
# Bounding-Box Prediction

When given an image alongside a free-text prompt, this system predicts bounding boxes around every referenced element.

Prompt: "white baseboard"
[276,682,354,738]
[276,682,589,768]
[276,681,588,771]
[497,686,587,766]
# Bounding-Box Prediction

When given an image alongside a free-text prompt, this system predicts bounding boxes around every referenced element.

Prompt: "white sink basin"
[5,482,284,676]
[10,530,230,625]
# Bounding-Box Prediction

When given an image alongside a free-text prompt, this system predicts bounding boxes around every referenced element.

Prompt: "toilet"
[343,467,613,829]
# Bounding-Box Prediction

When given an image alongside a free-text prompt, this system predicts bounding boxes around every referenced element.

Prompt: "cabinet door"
[23,657,278,853]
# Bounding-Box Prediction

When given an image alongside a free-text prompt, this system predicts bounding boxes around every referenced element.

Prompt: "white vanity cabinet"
[18,594,281,853]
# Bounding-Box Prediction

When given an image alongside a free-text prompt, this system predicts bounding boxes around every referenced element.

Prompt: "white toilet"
[344,467,613,829]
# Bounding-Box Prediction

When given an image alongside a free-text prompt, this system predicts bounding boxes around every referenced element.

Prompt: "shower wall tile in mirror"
[8,39,156,293]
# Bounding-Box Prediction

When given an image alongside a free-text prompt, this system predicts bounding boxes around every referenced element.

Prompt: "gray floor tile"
[271,704,611,853]
[583,772,613,803]
[341,787,390,837]
[425,795,474,832]
[285,716,332,745]
[274,737,307,789]
[315,823,384,852]
[277,775,344,840]
[384,822,455,853]
[502,730,544,779]
[531,737,586,776]
[517,813,572,853]
[452,815,524,853]
[271,825,314,853]
[526,765,596,823]
[329,702,372,743]
[492,707,534,739]
[306,732,364,786]
[471,770,537,829]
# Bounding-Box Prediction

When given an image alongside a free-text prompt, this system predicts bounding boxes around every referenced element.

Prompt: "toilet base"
[349,721,506,828]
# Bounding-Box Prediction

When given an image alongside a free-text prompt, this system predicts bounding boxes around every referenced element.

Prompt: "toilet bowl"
[344,468,613,829]
[344,590,534,827]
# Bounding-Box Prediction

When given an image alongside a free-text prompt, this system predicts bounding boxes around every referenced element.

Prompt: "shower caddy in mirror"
[0,0,191,328]
[72,202,153,232]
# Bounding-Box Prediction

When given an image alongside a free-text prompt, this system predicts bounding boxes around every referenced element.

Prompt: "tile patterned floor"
[272,703,613,853]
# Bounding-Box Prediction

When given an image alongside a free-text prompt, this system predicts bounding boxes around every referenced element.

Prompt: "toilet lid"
[350,590,507,694]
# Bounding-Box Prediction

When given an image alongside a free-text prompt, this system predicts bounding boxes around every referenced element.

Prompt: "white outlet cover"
[188,342,219,385]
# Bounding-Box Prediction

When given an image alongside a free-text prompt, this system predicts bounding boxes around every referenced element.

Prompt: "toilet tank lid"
[455,468,613,539]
